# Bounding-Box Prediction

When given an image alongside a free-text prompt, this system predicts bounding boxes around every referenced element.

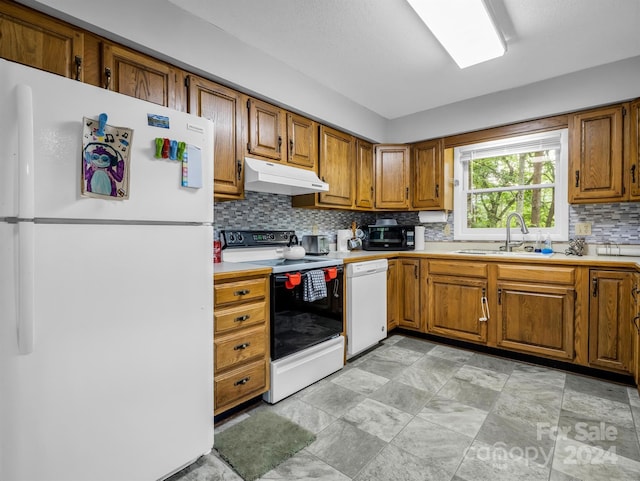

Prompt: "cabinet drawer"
[214,301,266,334]
[215,324,267,373]
[429,260,488,278]
[215,278,267,306]
[215,359,267,411]
[497,264,575,285]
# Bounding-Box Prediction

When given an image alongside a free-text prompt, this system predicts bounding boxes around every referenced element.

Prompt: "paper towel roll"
[414,226,425,250]
[337,229,352,252]
[418,211,448,223]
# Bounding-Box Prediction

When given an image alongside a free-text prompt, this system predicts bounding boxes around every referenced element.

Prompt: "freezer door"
[0,59,213,223]
[0,223,213,481]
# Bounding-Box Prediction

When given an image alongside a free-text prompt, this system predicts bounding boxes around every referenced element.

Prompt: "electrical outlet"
[575,222,592,236]
[443,224,451,236]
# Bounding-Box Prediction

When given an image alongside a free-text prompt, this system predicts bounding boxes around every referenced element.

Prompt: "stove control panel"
[221,230,296,248]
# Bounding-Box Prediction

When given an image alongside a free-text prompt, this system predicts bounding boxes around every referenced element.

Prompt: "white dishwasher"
[346,258,388,359]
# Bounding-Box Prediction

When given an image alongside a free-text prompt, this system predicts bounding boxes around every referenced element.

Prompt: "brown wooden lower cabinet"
[398,258,421,330]
[214,359,268,411]
[428,275,488,343]
[426,260,489,343]
[589,270,633,373]
[214,272,270,415]
[386,259,399,330]
[632,273,640,387]
[496,281,575,360]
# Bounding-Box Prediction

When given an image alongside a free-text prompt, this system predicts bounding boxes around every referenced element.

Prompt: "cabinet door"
[0,1,83,80]
[569,105,626,203]
[355,139,375,209]
[496,282,574,360]
[632,273,640,387]
[630,99,640,200]
[412,139,447,209]
[286,113,317,170]
[188,76,244,199]
[317,125,355,207]
[428,275,488,343]
[375,145,410,209]
[102,43,173,107]
[386,259,399,331]
[398,259,421,330]
[246,98,286,161]
[589,270,632,372]
[631,272,640,389]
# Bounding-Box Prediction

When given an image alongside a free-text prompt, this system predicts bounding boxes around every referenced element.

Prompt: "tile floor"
[171,334,640,481]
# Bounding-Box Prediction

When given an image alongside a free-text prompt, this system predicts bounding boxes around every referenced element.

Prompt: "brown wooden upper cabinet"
[102,43,174,108]
[246,99,317,171]
[412,139,452,210]
[569,104,628,203]
[0,0,83,80]
[630,99,640,200]
[287,112,318,170]
[246,97,286,162]
[375,145,410,209]
[293,125,355,208]
[355,139,375,209]
[187,75,245,200]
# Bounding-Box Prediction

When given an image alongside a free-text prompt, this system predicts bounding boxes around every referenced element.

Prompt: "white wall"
[387,55,640,143]
[18,1,640,144]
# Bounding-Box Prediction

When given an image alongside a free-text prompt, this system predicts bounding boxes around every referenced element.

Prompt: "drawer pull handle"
[234,342,250,350]
[234,289,250,296]
[234,377,250,386]
[234,315,250,322]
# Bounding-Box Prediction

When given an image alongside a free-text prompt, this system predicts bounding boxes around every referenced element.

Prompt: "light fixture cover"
[407,0,506,68]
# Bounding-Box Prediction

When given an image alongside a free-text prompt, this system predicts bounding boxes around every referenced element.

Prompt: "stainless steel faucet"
[505,212,529,252]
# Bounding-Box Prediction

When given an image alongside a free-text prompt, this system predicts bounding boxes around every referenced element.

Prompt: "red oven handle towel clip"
[323,267,337,282]
[285,272,302,289]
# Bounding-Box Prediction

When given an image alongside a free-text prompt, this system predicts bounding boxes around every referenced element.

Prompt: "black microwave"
[363,225,415,251]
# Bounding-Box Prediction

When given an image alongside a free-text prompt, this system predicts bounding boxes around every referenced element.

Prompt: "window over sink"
[453,128,569,241]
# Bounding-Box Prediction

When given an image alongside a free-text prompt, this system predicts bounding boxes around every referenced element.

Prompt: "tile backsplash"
[214,192,640,245]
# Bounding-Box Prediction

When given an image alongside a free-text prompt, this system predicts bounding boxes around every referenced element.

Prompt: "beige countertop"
[214,242,640,277]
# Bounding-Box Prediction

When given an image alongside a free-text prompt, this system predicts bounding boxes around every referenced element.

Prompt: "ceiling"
[169,0,640,120]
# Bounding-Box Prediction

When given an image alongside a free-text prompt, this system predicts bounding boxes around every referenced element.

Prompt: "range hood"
[244,157,329,196]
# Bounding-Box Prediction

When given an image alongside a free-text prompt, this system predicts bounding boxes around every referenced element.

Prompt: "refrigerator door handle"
[16,84,36,354]
[17,84,35,219]
[17,222,35,354]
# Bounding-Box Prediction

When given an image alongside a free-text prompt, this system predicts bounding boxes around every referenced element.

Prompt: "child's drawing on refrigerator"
[81,115,133,200]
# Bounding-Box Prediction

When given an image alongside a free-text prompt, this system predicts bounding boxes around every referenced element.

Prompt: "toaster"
[301,235,330,255]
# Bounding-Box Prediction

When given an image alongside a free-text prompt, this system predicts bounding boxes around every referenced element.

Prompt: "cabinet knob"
[234,289,250,296]
[575,170,580,188]
[631,164,637,184]
[233,342,251,350]
[234,315,250,323]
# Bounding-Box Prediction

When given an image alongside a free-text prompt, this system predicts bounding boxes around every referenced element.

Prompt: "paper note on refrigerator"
[182,144,203,189]
[81,116,133,200]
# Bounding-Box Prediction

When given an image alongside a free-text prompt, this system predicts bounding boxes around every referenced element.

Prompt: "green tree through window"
[453,129,568,241]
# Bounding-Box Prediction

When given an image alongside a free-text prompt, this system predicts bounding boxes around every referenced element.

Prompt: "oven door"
[270,266,344,361]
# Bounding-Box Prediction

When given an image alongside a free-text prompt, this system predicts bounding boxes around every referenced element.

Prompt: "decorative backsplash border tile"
[215,193,640,245]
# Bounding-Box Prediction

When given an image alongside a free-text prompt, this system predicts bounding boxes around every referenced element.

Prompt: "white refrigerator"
[0,59,214,481]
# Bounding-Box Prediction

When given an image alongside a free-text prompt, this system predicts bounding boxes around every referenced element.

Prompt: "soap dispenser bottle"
[542,234,553,254]
[534,229,543,252]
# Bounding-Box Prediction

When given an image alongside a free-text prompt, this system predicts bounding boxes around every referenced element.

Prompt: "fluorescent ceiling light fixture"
[407,0,506,68]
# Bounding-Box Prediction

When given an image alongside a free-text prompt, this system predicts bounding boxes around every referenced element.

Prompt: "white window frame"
[453,128,569,242]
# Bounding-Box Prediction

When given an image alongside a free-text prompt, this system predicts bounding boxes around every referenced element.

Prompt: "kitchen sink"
[452,249,554,258]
